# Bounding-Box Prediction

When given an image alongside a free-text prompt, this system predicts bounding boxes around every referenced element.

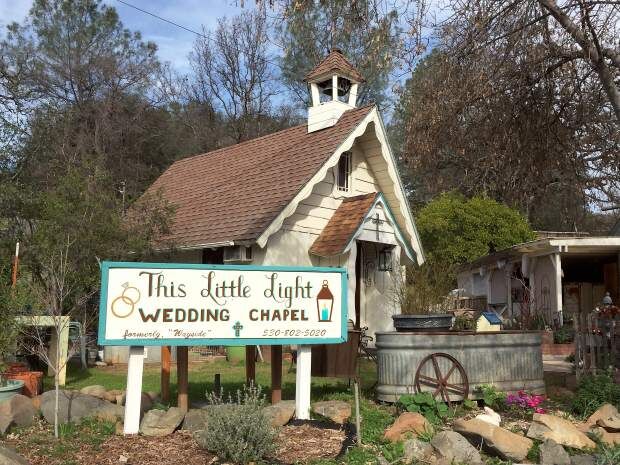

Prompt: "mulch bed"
[4,421,348,465]
[272,421,349,464]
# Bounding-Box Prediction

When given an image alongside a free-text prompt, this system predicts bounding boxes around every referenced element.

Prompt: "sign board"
[98,261,347,346]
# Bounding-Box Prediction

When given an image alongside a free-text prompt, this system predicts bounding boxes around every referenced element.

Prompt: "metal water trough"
[375,330,544,402]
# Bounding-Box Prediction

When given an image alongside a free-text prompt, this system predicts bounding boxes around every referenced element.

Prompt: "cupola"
[305,49,365,133]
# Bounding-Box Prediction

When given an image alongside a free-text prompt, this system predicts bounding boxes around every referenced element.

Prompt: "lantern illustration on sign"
[316,280,334,322]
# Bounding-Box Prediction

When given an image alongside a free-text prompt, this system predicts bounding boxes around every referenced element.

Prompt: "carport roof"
[460,237,620,272]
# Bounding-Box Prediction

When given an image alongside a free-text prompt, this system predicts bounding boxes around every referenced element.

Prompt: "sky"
[0,0,250,74]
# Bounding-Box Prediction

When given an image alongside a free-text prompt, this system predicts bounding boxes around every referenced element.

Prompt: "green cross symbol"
[232,321,243,337]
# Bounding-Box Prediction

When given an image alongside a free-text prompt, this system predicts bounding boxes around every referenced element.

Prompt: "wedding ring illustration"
[111,282,141,318]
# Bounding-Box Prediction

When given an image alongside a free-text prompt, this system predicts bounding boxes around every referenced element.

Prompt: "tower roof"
[305,49,365,83]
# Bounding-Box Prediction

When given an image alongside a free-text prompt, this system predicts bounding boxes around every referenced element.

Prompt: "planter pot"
[0,379,25,402]
[4,371,44,397]
[392,314,453,332]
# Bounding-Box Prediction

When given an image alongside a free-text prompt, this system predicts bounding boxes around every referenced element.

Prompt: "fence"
[574,312,619,379]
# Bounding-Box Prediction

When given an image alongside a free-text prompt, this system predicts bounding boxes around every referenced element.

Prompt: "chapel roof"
[310,192,378,257]
[144,104,374,248]
[305,49,366,83]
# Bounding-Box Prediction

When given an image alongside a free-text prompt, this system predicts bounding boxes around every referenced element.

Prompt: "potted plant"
[0,366,25,401]
[391,262,455,332]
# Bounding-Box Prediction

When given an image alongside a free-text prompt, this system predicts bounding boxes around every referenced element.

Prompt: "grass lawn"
[48,358,379,407]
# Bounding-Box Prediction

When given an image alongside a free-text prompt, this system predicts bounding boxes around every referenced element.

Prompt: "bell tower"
[305,49,365,133]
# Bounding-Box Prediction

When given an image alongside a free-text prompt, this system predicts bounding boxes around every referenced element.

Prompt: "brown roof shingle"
[305,50,365,83]
[146,105,374,248]
[310,193,378,257]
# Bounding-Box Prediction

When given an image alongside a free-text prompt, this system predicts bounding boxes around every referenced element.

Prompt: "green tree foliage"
[416,193,536,265]
[275,0,400,107]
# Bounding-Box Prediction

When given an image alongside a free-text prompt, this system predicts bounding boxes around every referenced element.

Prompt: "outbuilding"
[457,235,620,327]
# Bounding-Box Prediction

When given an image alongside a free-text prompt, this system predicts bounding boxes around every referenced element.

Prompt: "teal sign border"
[98,261,348,346]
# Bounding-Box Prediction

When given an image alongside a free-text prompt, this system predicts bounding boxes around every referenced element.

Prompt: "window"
[337,151,352,192]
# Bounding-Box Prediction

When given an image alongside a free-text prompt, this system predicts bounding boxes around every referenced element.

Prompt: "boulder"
[140,393,153,412]
[139,407,185,437]
[311,400,351,424]
[181,409,210,434]
[584,404,618,429]
[402,438,433,464]
[39,389,121,425]
[383,412,433,442]
[0,395,38,434]
[474,407,501,427]
[93,402,124,422]
[0,445,29,465]
[263,400,295,427]
[527,413,596,450]
[570,454,596,465]
[590,426,620,446]
[145,391,160,402]
[79,385,108,400]
[540,439,570,465]
[431,431,483,465]
[453,418,532,462]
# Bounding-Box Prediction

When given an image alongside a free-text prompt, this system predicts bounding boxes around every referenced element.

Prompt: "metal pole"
[354,379,362,446]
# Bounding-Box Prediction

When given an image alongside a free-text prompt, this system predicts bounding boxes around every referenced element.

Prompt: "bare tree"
[189,11,279,142]
[20,236,96,438]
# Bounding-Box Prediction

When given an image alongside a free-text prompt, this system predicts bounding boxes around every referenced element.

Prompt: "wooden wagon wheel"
[414,352,469,406]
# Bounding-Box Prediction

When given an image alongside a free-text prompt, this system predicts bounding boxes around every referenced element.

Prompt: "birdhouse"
[476,312,502,332]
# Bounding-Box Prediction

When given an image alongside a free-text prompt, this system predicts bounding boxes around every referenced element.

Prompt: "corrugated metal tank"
[376,331,544,402]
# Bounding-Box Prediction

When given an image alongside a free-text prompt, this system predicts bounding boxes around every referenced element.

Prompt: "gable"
[258,107,424,264]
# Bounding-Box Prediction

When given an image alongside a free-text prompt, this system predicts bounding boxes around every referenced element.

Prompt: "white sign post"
[98,262,347,433]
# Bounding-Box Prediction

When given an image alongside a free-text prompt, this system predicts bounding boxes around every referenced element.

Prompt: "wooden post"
[124,346,145,434]
[246,346,256,384]
[271,345,282,404]
[295,345,312,419]
[161,346,171,403]
[177,346,189,412]
[10,242,19,288]
[214,373,221,394]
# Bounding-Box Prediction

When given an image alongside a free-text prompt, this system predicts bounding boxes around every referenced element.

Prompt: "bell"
[318,77,352,97]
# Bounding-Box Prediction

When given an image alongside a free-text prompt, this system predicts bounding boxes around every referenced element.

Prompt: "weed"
[345,446,379,465]
[398,392,452,425]
[572,370,620,418]
[526,440,542,462]
[595,443,620,465]
[380,441,404,463]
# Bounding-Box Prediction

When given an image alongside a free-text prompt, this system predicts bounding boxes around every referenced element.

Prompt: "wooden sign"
[98,261,348,346]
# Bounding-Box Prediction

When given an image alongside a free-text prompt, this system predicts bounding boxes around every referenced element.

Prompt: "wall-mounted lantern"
[378,247,394,272]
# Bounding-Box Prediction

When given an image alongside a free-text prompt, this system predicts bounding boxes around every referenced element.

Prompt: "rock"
[79,385,108,400]
[570,454,596,465]
[182,409,210,434]
[0,445,30,465]
[590,426,620,446]
[474,406,501,427]
[140,393,153,412]
[377,456,390,465]
[94,361,107,367]
[139,407,185,437]
[596,416,620,432]
[383,412,433,442]
[584,404,618,429]
[311,400,351,424]
[103,392,117,403]
[527,413,596,450]
[39,389,122,425]
[430,431,483,465]
[402,438,433,464]
[115,421,124,435]
[145,391,159,402]
[262,400,295,427]
[0,395,38,434]
[115,393,126,406]
[453,418,532,462]
[118,455,129,464]
[540,439,570,465]
[94,402,124,422]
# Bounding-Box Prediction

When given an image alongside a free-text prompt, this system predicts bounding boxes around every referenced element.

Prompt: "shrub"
[199,383,277,464]
[476,385,507,411]
[554,327,574,344]
[572,371,620,417]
